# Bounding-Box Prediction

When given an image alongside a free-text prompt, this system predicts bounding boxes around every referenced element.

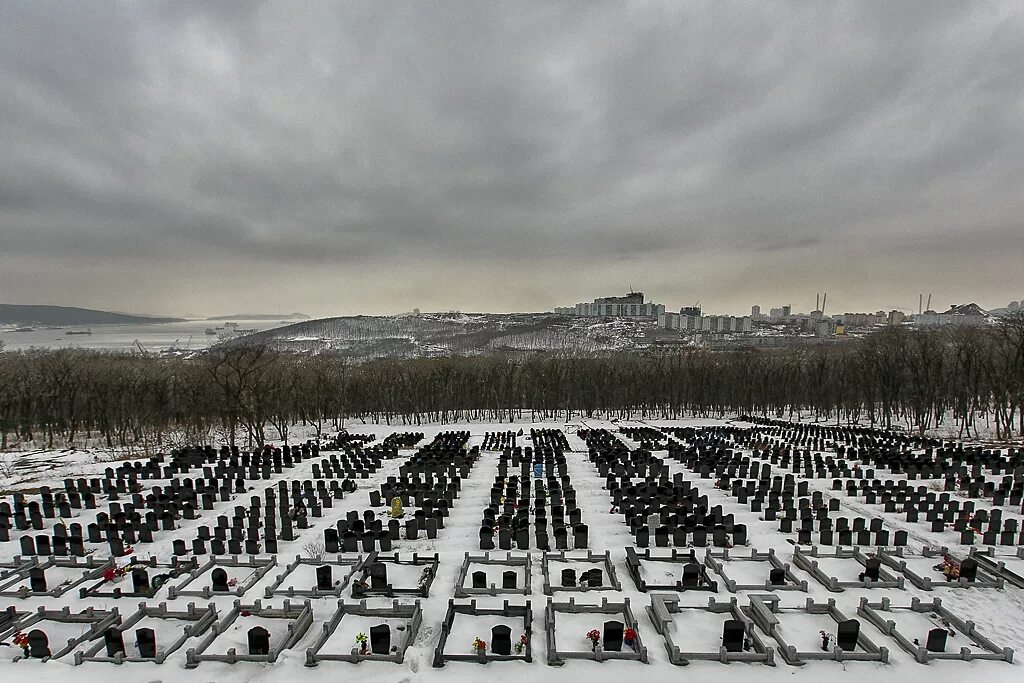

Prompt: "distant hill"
[0,304,184,326]
[226,312,667,358]
[206,313,310,321]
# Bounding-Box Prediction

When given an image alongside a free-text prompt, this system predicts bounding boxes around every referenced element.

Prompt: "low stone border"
[705,548,808,592]
[544,596,648,665]
[0,555,110,599]
[305,599,422,665]
[167,554,277,599]
[74,601,218,664]
[792,545,904,592]
[454,551,532,597]
[79,557,199,599]
[876,547,1003,590]
[744,595,888,665]
[185,599,314,667]
[969,547,1024,589]
[647,593,775,665]
[350,552,438,598]
[624,547,717,592]
[857,596,1014,664]
[264,554,361,599]
[3,606,121,662]
[432,599,532,667]
[542,550,622,595]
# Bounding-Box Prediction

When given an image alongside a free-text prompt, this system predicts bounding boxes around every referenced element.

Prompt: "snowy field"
[1,417,1023,683]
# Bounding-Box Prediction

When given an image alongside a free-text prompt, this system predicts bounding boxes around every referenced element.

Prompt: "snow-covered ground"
[1,418,1023,682]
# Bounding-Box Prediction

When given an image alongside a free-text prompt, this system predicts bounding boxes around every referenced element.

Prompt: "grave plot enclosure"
[0,606,121,662]
[454,551,532,597]
[166,555,276,599]
[350,552,438,598]
[704,548,808,592]
[73,601,218,664]
[857,597,1014,663]
[432,599,533,666]
[263,554,362,599]
[544,596,648,665]
[793,545,905,592]
[647,593,776,665]
[624,547,718,592]
[185,599,314,666]
[877,546,1003,590]
[744,594,889,665]
[305,599,422,665]
[542,550,621,595]
[0,555,108,598]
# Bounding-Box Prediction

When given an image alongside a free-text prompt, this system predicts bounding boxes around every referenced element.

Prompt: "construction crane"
[133,339,148,356]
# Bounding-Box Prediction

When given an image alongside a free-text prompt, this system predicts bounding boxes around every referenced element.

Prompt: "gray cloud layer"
[1,1,1022,317]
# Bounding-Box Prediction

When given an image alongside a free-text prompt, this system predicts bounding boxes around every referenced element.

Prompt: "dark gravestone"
[247,626,270,656]
[574,524,588,549]
[585,568,603,587]
[324,528,339,553]
[29,566,47,592]
[603,620,624,652]
[369,562,388,590]
[342,531,359,552]
[35,535,51,556]
[132,568,150,594]
[370,624,391,655]
[926,627,948,652]
[723,619,745,653]
[861,557,881,582]
[769,567,786,585]
[211,567,230,592]
[472,570,487,589]
[498,528,512,550]
[561,568,577,587]
[104,628,126,657]
[491,625,512,655]
[316,565,333,591]
[136,628,157,658]
[27,629,50,659]
[502,570,517,589]
[682,562,700,587]
[836,619,860,651]
[19,535,35,556]
[958,558,978,582]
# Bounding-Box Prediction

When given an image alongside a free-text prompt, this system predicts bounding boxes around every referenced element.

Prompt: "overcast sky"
[1,1,1022,318]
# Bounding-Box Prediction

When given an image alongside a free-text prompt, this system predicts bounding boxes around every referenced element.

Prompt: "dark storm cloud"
[0,1,1022,316]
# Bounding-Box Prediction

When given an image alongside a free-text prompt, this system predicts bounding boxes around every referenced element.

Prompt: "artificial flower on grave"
[355,632,368,645]
[624,627,638,642]
[12,632,28,649]
[586,628,600,644]
[514,633,528,654]
[472,637,486,651]
[227,577,238,587]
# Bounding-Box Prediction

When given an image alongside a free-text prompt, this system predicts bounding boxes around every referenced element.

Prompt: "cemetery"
[646,593,776,665]
[857,596,1014,663]
[304,598,422,664]
[0,419,1023,682]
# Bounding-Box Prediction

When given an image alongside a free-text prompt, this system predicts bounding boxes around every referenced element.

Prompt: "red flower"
[624,627,637,641]
[586,629,600,642]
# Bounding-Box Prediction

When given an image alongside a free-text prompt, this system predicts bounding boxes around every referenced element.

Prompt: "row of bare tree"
[0,316,1022,449]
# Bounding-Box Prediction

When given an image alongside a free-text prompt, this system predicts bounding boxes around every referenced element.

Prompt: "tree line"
[0,315,1021,449]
